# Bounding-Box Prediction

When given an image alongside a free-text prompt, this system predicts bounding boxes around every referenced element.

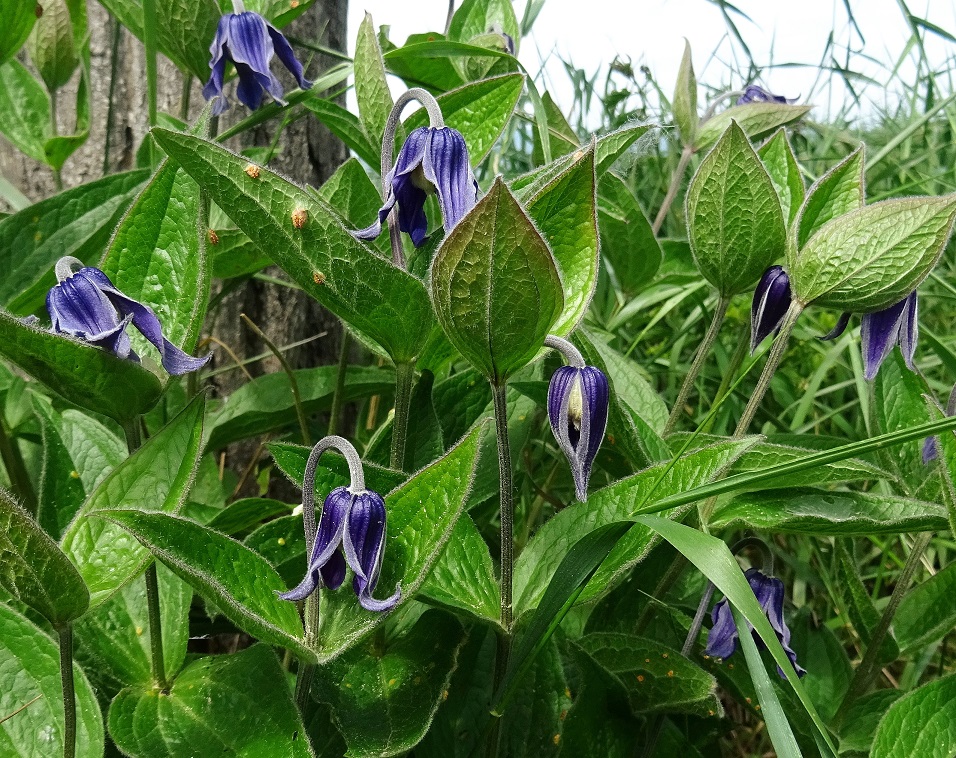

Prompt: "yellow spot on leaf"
[245,164,260,179]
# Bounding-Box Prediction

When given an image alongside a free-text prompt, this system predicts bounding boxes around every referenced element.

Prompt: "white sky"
[346,1,956,127]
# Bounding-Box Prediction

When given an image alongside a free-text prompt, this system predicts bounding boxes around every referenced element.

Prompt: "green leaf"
[60,395,204,608]
[672,40,697,146]
[0,169,148,313]
[514,438,757,615]
[420,513,499,623]
[315,156,383,230]
[837,690,902,755]
[795,147,864,249]
[894,561,956,653]
[240,0,317,27]
[317,610,466,758]
[0,604,103,757]
[27,0,78,91]
[449,0,520,43]
[758,128,804,226]
[301,98,381,169]
[709,488,946,535]
[108,644,312,757]
[687,120,786,296]
[0,0,37,65]
[381,33,466,94]
[0,59,51,163]
[0,309,163,422]
[530,90,579,166]
[207,497,291,535]
[42,63,90,170]
[74,564,190,685]
[101,510,311,659]
[244,514,307,588]
[0,488,89,626]
[633,515,838,755]
[789,612,853,724]
[153,128,435,363]
[695,103,812,152]
[100,162,208,353]
[354,12,393,147]
[431,177,564,384]
[209,227,271,278]
[404,73,525,166]
[316,424,484,663]
[579,632,720,717]
[524,142,598,336]
[871,673,956,758]
[268,441,406,495]
[598,172,662,294]
[833,542,899,666]
[155,0,220,81]
[790,194,956,311]
[726,438,886,489]
[207,365,393,449]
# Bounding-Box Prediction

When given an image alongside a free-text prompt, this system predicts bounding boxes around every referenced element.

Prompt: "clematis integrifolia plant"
[280,435,401,613]
[544,335,610,502]
[203,0,313,115]
[353,88,478,257]
[750,265,792,352]
[46,256,209,375]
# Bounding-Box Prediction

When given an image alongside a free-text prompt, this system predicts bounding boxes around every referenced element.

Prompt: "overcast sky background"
[344,1,956,127]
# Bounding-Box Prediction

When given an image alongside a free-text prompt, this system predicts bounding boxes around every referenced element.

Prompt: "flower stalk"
[390,362,416,472]
[57,626,76,758]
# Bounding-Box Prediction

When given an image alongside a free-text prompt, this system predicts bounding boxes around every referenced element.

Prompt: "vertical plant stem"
[294,594,318,712]
[652,145,694,235]
[493,383,515,631]
[664,295,730,435]
[241,313,310,446]
[103,17,122,175]
[733,302,803,437]
[390,362,416,471]
[57,626,76,758]
[142,0,158,130]
[700,323,750,434]
[0,418,38,516]
[50,89,63,189]
[327,330,351,437]
[179,75,192,121]
[144,564,169,690]
[833,531,933,727]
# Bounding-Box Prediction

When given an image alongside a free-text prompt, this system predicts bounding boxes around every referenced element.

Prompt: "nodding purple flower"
[279,485,401,612]
[736,85,797,105]
[46,257,210,375]
[704,567,806,680]
[822,291,918,381]
[751,265,792,352]
[202,3,312,115]
[547,365,609,502]
[353,126,478,248]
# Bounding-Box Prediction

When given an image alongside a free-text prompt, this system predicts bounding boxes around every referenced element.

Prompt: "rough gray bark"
[0,1,352,495]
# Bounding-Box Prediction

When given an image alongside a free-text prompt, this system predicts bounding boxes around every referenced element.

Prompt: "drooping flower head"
[354,125,478,248]
[922,383,956,464]
[544,336,610,502]
[704,567,806,679]
[821,291,918,380]
[46,257,210,375]
[751,265,792,352]
[203,1,312,115]
[279,436,400,613]
[736,85,797,105]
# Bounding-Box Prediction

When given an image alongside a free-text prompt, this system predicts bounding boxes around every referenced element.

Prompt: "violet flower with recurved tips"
[544,335,610,503]
[704,567,806,679]
[736,85,797,105]
[354,124,478,248]
[46,257,209,375]
[203,1,312,115]
[279,435,400,613]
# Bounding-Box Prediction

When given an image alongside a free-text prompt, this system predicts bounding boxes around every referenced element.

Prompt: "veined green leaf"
[354,12,393,147]
[0,0,37,65]
[696,103,811,152]
[794,147,864,249]
[871,673,956,758]
[758,128,804,226]
[672,40,697,146]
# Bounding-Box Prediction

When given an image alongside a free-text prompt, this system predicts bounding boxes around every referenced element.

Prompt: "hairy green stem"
[664,295,730,435]
[701,322,750,434]
[0,418,38,516]
[57,626,76,758]
[733,302,803,437]
[144,564,169,690]
[833,531,933,727]
[142,0,158,131]
[652,145,694,235]
[179,74,192,121]
[241,313,310,446]
[103,18,122,174]
[493,383,515,630]
[327,330,351,437]
[390,362,416,471]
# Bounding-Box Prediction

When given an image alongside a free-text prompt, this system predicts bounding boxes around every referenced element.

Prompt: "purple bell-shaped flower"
[750,265,792,352]
[202,2,312,115]
[736,85,797,105]
[704,567,806,680]
[353,125,478,248]
[46,257,209,375]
